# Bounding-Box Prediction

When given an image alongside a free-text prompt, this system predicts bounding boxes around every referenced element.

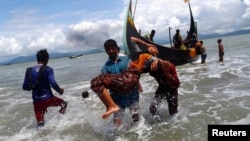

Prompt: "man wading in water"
[90,37,180,119]
[23,49,67,128]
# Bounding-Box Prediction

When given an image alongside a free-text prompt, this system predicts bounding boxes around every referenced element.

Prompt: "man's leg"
[46,96,68,114]
[113,108,124,127]
[149,96,161,115]
[34,102,46,128]
[129,101,140,122]
[167,89,178,115]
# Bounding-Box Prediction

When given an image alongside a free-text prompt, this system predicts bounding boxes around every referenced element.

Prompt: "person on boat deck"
[143,29,155,42]
[90,37,180,119]
[184,31,198,48]
[173,29,183,49]
[217,38,224,63]
[190,32,198,47]
[22,49,67,128]
[138,29,142,35]
[100,39,142,127]
[199,40,207,64]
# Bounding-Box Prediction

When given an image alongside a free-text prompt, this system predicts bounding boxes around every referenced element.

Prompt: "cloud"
[27,29,68,52]
[242,0,250,19]
[64,20,123,50]
[1,0,250,62]
[0,36,22,55]
[133,0,250,36]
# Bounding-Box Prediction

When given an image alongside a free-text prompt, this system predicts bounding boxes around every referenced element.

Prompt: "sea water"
[1,34,250,141]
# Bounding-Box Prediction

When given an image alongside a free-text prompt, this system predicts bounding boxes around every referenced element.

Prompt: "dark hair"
[176,29,180,32]
[200,40,203,44]
[36,49,49,62]
[104,39,119,50]
[218,39,222,42]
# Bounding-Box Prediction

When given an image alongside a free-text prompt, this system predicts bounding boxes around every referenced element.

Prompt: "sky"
[0,0,250,62]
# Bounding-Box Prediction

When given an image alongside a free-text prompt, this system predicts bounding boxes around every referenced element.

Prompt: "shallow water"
[1,34,250,141]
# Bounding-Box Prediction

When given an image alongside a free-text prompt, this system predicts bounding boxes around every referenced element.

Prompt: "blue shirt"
[101,55,139,109]
[101,56,129,74]
[23,65,61,103]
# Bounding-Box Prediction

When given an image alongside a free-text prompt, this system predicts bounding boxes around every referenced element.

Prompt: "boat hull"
[123,0,200,66]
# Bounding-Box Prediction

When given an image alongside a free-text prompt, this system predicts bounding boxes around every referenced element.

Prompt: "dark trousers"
[154,87,178,115]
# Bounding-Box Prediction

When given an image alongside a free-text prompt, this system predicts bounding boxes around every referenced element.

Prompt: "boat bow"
[123,0,200,66]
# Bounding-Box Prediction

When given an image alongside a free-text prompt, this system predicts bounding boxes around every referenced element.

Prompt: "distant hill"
[199,29,250,40]
[1,48,104,66]
[1,29,250,66]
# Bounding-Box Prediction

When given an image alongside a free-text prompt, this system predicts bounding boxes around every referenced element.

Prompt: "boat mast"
[132,0,138,21]
[169,27,172,47]
[187,0,197,36]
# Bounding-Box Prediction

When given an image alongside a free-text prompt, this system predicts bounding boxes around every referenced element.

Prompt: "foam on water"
[1,34,250,140]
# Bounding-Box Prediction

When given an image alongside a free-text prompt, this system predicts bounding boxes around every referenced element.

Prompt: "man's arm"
[130,37,158,56]
[101,65,107,74]
[221,44,224,52]
[47,67,63,94]
[22,68,32,91]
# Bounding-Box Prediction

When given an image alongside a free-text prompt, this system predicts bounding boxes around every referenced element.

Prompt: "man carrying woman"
[90,37,180,119]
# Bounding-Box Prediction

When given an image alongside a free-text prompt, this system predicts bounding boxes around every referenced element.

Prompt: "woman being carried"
[90,37,180,119]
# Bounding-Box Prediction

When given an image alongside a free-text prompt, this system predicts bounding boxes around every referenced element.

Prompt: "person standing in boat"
[22,49,67,129]
[143,29,155,42]
[173,29,183,49]
[183,31,198,48]
[138,29,142,35]
[90,36,180,119]
[188,32,198,48]
[217,39,224,63]
[199,40,207,64]
[98,39,142,127]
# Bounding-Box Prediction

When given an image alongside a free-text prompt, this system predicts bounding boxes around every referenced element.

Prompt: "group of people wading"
[22,36,180,129]
[90,33,224,127]
[22,31,224,129]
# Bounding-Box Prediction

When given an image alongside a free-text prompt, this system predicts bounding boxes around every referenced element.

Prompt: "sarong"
[34,96,65,122]
[90,70,140,96]
[150,60,180,89]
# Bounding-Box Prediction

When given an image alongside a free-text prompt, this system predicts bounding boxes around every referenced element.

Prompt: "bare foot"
[59,102,67,114]
[102,106,120,119]
[59,106,67,114]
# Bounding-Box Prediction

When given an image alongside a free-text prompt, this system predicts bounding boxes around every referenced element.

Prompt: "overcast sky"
[0,0,250,62]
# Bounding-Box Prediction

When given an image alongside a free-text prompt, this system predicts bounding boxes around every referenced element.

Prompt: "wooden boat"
[69,53,83,59]
[123,0,200,66]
